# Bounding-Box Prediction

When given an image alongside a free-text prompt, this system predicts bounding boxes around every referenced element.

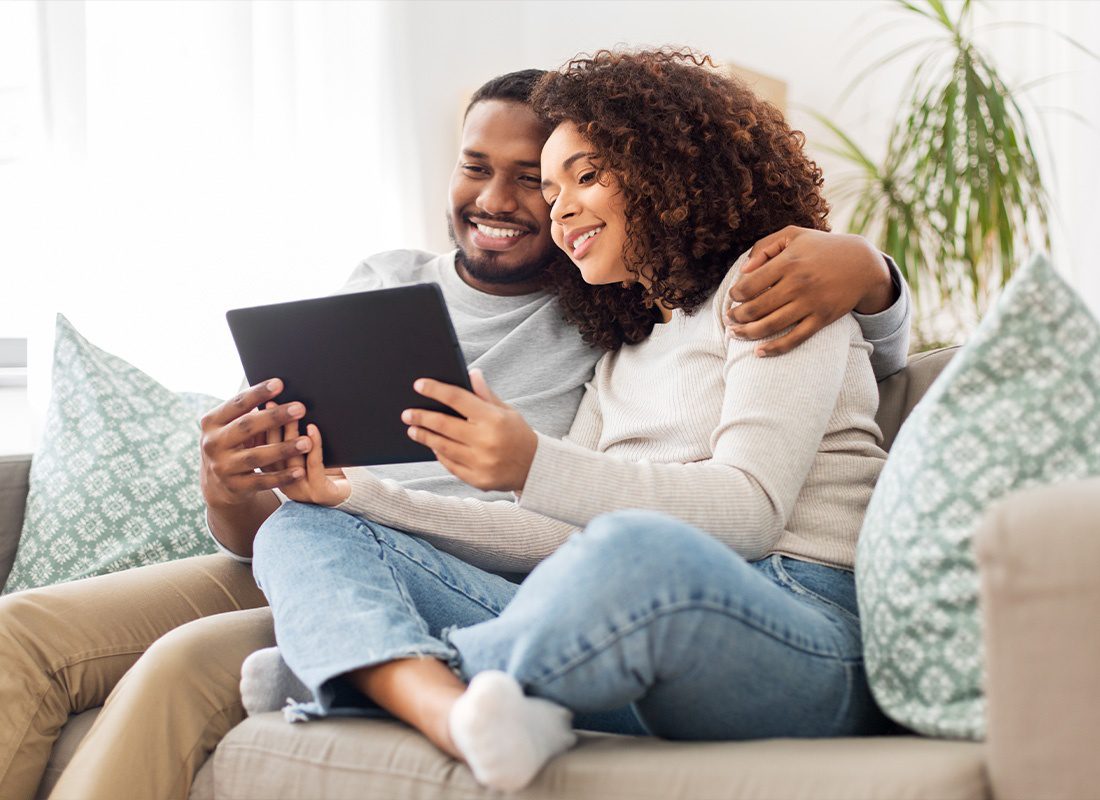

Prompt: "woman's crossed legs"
[252,503,888,790]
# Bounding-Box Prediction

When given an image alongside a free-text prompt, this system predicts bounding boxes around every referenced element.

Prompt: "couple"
[0,50,907,800]
[242,49,904,791]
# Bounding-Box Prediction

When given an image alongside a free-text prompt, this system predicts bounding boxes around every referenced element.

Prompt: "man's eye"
[579,170,597,185]
[519,175,542,186]
[463,165,489,175]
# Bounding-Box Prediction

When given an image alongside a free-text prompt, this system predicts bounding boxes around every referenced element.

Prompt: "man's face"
[448,99,557,287]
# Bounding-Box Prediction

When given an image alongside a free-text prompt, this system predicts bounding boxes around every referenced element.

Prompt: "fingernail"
[755,347,768,357]
[291,469,304,479]
[295,438,309,451]
[266,380,279,392]
[407,427,417,439]
[289,404,304,416]
[414,380,425,392]
[401,410,413,423]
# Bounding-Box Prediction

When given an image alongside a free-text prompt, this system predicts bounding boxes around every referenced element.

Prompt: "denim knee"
[571,511,737,600]
[252,502,348,586]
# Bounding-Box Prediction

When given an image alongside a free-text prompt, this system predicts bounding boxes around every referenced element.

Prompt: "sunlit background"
[2,0,1098,449]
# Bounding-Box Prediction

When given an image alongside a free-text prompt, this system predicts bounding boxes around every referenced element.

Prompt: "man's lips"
[466,217,534,252]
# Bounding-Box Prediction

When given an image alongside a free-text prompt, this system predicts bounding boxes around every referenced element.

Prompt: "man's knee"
[129,611,273,703]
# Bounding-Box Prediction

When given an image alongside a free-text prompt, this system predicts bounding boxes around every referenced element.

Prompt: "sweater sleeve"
[334,469,577,573]
[518,276,856,561]
[853,254,912,381]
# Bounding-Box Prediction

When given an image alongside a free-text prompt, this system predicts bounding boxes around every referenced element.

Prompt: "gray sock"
[239,646,311,717]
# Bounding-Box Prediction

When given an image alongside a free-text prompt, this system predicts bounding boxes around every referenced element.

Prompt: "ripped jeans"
[250,502,891,739]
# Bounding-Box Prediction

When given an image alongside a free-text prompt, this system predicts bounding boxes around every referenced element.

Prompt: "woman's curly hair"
[531,48,829,350]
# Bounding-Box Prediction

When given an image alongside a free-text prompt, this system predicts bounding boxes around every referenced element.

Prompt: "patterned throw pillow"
[2,315,221,594]
[857,254,1100,740]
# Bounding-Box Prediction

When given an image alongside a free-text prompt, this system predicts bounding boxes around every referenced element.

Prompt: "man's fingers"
[413,378,483,419]
[228,467,305,493]
[728,303,805,342]
[730,255,793,304]
[730,276,796,324]
[202,379,283,429]
[230,437,311,475]
[221,401,306,449]
[754,315,823,358]
[744,238,787,273]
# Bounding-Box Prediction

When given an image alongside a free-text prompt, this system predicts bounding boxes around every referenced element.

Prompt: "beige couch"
[2,347,1098,799]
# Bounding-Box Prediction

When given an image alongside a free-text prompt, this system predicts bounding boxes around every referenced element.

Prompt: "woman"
[253,49,891,792]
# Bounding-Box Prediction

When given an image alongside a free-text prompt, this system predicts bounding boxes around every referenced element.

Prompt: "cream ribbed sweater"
[335,253,887,572]
[517,254,888,569]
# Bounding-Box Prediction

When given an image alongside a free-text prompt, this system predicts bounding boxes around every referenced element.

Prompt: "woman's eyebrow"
[541,151,597,190]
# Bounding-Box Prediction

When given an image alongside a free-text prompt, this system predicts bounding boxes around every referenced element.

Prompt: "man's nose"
[477,177,519,215]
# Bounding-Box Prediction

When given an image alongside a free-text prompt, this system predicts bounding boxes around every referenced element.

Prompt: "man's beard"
[447,214,557,287]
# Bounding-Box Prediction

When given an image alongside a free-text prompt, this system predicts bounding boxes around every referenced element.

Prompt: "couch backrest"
[0,347,960,593]
[0,454,32,591]
[875,346,959,452]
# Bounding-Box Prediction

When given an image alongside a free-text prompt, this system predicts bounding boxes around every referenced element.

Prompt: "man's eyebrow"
[540,151,596,190]
[461,149,540,169]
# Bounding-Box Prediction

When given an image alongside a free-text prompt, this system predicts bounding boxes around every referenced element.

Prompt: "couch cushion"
[874,347,958,452]
[0,454,31,590]
[4,315,221,594]
[34,708,101,800]
[208,714,989,800]
[858,253,1100,740]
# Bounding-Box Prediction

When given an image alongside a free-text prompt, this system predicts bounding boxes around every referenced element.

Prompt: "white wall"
[3,0,1098,442]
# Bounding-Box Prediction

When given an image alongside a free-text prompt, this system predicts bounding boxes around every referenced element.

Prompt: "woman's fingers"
[401,408,469,442]
[468,368,503,405]
[413,378,486,419]
[305,424,326,480]
[407,424,473,467]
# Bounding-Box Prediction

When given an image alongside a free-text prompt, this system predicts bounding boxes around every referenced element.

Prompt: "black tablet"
[226,283,472,467]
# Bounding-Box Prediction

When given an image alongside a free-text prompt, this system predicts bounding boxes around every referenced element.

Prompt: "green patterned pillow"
[857,254,1100,739]
[2,315,221,594]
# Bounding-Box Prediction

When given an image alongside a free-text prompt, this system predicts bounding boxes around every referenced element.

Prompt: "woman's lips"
[571,227,602,259]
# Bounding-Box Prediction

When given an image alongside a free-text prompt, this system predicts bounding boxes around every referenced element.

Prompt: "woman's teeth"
[572,227,603,250]
[476,223,524,238]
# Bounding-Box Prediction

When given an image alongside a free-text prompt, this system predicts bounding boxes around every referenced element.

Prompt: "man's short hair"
[464,69,547,118]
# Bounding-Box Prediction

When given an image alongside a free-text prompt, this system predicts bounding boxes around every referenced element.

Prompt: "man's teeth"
[476,223,524,238]
[572,227,603,250]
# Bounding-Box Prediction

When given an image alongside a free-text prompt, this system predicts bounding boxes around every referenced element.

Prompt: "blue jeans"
[251,502,890,739]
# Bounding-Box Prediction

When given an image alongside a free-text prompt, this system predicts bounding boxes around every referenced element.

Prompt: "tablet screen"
[226,283,471,467]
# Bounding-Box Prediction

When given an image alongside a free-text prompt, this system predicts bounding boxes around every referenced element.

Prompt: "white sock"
[239,646,311,717]
[448,671,577,792]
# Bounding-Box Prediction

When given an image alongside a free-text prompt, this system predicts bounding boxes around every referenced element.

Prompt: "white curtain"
[1,0,420,439]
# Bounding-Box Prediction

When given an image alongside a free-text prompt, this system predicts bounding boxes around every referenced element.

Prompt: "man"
[0,69,909,800]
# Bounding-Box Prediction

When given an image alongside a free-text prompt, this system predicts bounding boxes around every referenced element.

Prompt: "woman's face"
[540,123,633,286]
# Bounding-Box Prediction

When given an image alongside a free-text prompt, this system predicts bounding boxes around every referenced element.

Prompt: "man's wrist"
[854,253,896,315]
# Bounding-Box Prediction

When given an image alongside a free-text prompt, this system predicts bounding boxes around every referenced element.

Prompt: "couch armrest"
[976,477,1100,800]
[0,454,32,590]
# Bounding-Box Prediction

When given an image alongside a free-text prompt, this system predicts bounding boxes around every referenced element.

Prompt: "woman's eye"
[579,170,597,185]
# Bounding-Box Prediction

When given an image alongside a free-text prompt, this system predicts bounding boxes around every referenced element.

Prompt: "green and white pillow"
[3,315,221,594]
[857,254,1100,739]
